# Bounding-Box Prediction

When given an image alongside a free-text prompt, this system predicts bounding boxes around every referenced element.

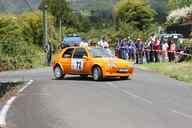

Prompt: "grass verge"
[140,62,192,84]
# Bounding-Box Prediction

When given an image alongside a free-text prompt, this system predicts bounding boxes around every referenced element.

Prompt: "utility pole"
[59,18,62,42]
[43,4,48,48]
[59,0,62,42]
[43,4,51,66]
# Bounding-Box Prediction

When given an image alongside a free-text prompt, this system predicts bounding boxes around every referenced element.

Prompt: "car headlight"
[109,62,117,68]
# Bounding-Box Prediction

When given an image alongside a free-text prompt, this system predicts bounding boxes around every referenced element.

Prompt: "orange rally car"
[52,46,134,81]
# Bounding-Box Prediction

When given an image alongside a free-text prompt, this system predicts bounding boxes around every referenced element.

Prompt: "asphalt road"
[0,67,192,128]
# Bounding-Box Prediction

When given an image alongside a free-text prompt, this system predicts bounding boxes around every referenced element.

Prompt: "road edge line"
[0,80,34,128]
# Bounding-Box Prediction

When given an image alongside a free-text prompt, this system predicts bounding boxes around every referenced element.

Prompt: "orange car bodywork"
[52,46,134,78]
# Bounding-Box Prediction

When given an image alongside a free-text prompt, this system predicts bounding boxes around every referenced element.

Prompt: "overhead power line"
[22,0,41,16]
[23,0,33,10]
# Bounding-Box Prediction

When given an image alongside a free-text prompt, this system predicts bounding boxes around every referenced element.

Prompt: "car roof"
[63,37,82,43]
[64,46,98,50]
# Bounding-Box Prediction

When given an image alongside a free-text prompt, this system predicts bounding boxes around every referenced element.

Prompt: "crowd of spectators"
[60,34,192,64]
[114,34,192,64]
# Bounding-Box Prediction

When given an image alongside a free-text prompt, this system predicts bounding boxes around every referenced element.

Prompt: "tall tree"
[168,0,192,10]
[39,0,73,26]
[148,0,168,22]
[114,0,156,30]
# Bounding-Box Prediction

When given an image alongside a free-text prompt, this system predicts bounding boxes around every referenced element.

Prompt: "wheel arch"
[92,64,102,72]
[53,63,64,72]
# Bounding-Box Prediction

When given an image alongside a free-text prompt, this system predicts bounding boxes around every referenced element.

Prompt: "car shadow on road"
[52,76,131,82]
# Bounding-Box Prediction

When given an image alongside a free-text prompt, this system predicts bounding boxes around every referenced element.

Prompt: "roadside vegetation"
[0,0,158,71]
[140,62,192,84]
[139,0,192,84]
[0,12,58,71]
[0,0,192,72]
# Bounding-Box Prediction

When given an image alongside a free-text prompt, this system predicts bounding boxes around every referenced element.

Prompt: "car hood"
[93,57,131,68]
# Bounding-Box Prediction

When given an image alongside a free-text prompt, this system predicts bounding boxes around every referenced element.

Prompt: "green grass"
[140,62,192,84]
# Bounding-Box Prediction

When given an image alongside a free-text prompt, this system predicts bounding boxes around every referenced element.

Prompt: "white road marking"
[106,82,153,104]
[0,97,16,127]
[121,89,153,104]
[171,110,192,119]
[18,80,33,93]
[0,80,34,127]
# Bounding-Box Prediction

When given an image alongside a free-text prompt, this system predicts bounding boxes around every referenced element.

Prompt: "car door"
[71,48,88,74]
[60,48,74,73]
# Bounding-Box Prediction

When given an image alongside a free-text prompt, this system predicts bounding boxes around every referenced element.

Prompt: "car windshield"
[90,48,113,58]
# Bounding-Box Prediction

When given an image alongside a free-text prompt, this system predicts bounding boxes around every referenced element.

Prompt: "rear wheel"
[92,67,103,81]
[54,66,64,80]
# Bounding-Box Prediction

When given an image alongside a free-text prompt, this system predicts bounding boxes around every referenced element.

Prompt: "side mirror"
[83,56,89,60]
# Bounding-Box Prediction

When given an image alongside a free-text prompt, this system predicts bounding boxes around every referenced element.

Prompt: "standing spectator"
[162,41,169,62]
[144,40,151,63]
[119,39,128,60]
[115,39,121,57]
[45,42,52,66]
[103,39,109,49]
[80,40,88,47]
[135,38,144,64]
[153,38,161,63]
[148,35,155,63]
[98,37,108,48]
[89,40,97,47]
[128,39,136,61]
[125,39,130,60]
[168,40,176,62]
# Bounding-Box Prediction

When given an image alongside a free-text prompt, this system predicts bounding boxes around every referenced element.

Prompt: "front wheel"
[92,67,103,81]
[54,66,64,80]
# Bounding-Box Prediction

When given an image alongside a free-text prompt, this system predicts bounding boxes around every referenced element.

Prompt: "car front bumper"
[103,67,134,77]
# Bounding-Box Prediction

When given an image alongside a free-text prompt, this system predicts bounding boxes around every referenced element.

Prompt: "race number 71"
[76,61,81,70]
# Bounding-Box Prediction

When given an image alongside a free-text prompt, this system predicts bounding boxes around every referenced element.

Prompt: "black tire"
[54,65,64,80]
[120,76,129,80]
[92,67,103,81]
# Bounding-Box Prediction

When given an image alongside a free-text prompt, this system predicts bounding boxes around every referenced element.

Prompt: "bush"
[114,0,156,31]
[0,12,56,71]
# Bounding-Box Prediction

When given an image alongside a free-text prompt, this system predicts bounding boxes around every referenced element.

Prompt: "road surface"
[0,67,192,128]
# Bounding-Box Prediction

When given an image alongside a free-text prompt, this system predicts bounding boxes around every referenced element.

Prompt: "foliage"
[148,0,168,22]
[18,11,58,47]
[168,0,192,10]
[80,22,158,46]
[167,5,192,25]
[0,12,57,71]
[39,0,74,27]
[114,0,157,30]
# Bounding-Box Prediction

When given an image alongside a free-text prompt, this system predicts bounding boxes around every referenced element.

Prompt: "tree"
[114,0,156,30]
[167,5,192,25]
[18,11,57,47]
[39,0,73,27]
[168,0,192,10]
[148,0,168,22]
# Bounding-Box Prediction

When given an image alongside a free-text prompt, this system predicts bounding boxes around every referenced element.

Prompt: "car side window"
[73,48,88,59]
[62,48,74,58]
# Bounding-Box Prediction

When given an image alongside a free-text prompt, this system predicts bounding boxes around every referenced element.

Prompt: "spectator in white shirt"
[162,41,169,62]
[98,37,109,49]
[80,41,88,47]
